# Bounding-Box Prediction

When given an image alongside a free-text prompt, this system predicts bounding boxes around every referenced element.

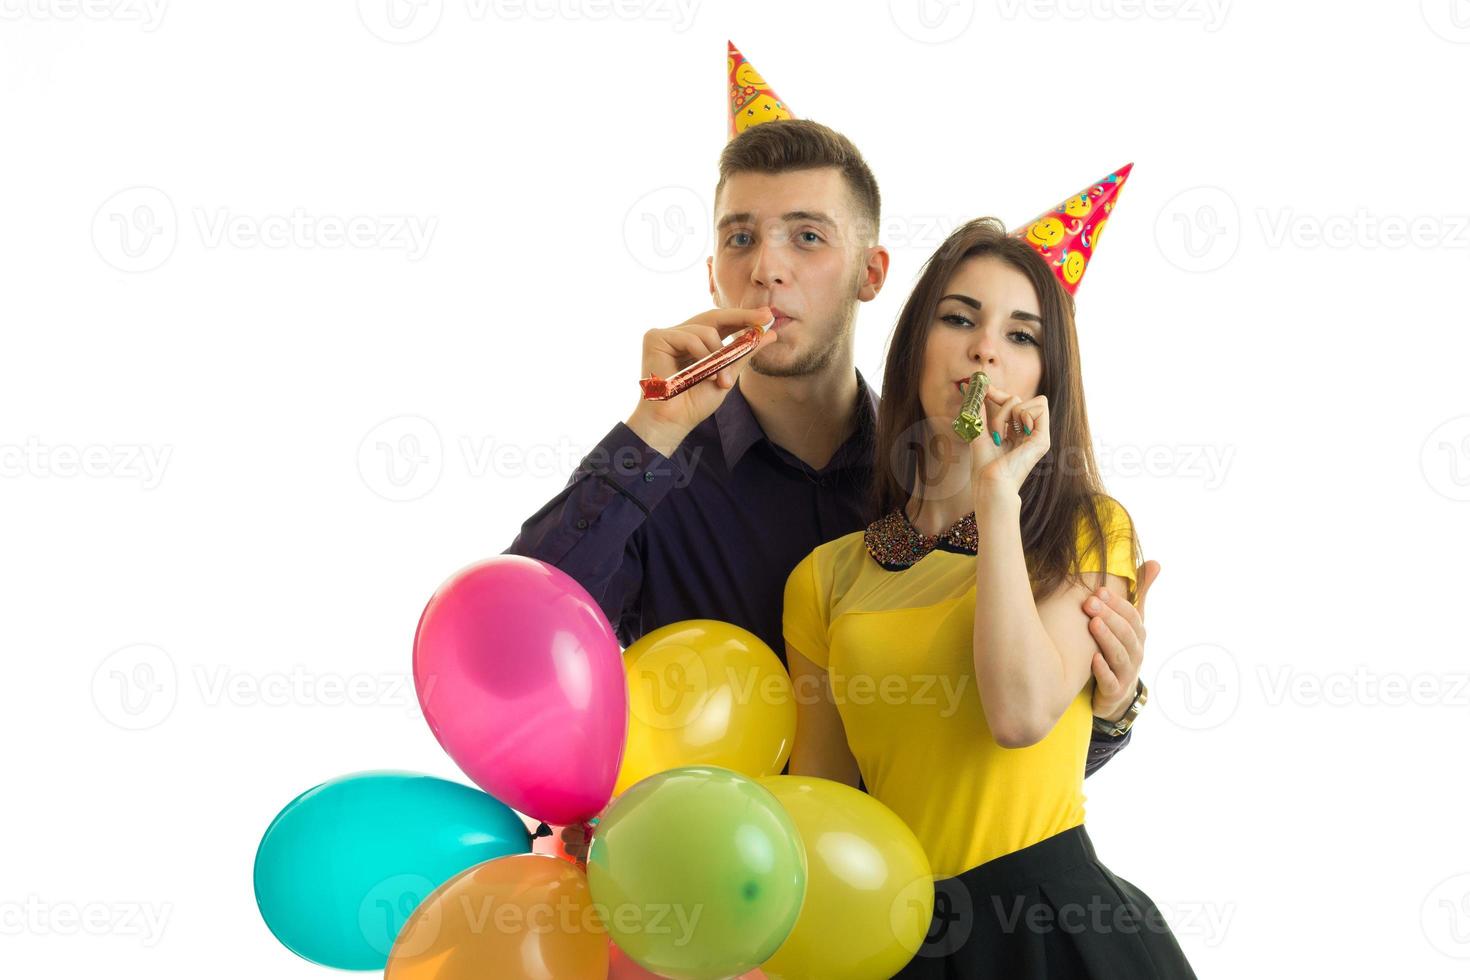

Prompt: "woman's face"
[919,253,1045,442]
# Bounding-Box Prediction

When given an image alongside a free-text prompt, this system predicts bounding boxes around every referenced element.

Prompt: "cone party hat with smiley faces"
[1013,163,1132,295]
[727,41,793,138]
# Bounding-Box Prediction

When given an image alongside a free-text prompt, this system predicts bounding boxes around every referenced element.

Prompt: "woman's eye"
[941,313,974,328]
[1008,331,1038,346]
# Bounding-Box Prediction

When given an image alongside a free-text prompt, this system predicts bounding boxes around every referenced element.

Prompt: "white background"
[4,0,1470,976]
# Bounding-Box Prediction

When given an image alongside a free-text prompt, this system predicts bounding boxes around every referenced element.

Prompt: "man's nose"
[751,242,789,287]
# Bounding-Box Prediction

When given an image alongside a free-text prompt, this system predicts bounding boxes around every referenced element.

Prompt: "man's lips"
[768,308,795,330]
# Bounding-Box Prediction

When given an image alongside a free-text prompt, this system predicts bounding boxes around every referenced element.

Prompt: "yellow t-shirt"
[782,498,1137,878]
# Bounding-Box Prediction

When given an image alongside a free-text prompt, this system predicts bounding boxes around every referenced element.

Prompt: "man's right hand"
[626,307,775,458]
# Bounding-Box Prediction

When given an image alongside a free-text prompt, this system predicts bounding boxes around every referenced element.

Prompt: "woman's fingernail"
[1024,425,1032,435]
[992,431,1001,446]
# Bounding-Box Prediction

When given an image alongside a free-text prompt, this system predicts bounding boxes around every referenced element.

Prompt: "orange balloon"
[385,854,608,980]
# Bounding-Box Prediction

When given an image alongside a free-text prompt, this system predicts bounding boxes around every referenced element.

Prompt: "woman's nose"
[968,327,999,364]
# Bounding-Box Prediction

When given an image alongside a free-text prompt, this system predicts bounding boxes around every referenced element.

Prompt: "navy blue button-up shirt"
[505,369,1130,775]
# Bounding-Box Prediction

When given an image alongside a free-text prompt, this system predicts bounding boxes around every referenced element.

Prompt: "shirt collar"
[864,508,979,571]
[716,368,880,472]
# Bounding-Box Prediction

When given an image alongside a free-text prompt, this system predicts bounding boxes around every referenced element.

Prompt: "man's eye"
[726,231,752,247]
[798,230,823,244]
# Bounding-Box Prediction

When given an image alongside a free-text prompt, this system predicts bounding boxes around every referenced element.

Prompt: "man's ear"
[706,255,717,301]
[856,245,891,303]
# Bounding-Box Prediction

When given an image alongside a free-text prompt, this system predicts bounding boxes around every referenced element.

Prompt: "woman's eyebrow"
[939,293,980,310]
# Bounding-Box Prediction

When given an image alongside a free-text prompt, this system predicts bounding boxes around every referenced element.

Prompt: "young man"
[507,118,1155,777]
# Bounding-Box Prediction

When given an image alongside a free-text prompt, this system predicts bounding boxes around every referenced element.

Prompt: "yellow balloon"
[385,854,608,980]
[757,776,935,980]
[616,620,795,796]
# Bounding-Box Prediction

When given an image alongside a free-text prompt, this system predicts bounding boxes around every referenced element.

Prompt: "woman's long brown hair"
[871,217,1140,599]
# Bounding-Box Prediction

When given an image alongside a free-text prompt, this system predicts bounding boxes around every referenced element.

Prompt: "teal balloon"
[253,771,530,970]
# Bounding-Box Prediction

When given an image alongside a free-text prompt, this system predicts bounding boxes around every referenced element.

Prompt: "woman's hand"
[968,384,1050,497]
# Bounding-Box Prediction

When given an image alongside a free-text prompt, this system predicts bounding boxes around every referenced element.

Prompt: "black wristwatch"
[1092,680,1148,738]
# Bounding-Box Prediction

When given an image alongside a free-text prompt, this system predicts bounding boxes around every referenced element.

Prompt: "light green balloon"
[587,766,807,980]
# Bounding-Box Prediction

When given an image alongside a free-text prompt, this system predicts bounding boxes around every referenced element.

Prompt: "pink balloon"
[608,942,764,979]
[414,556,628,826]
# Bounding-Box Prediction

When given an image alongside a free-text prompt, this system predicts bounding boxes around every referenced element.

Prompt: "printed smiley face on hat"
[1063,194,1092,218]
[735,97,791,133]
[1060,250,1086,285]
[735,62,767,89]
[1025,216,1066,251]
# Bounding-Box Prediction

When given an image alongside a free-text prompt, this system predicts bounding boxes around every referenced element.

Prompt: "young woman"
[783,215,1195,977]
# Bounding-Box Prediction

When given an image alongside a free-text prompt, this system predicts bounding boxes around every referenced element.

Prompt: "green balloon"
[588,766,807,980]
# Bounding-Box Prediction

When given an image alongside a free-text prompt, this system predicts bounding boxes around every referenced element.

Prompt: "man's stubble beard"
[746,272,863,380]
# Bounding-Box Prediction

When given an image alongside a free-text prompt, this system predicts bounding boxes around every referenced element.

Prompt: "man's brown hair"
[715,119,881,244]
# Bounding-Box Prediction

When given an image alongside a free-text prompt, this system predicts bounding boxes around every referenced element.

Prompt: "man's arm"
[1081,560,1160,776]
[504,421,684,638]
[505,306,776,636]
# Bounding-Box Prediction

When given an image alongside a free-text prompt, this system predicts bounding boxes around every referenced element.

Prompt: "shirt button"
[575,518,589,530]
[643,471,655,482]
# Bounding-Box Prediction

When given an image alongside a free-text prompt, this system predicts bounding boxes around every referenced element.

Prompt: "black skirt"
[894,826,1196,979]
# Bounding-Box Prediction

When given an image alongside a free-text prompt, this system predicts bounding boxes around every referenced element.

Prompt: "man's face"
[708,168,878,379]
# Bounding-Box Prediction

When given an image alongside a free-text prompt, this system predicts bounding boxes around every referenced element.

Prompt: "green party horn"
[952,370,991,442]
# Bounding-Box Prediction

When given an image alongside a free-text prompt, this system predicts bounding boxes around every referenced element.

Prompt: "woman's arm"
[972,484,1132,748]
[786,645,861,787]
